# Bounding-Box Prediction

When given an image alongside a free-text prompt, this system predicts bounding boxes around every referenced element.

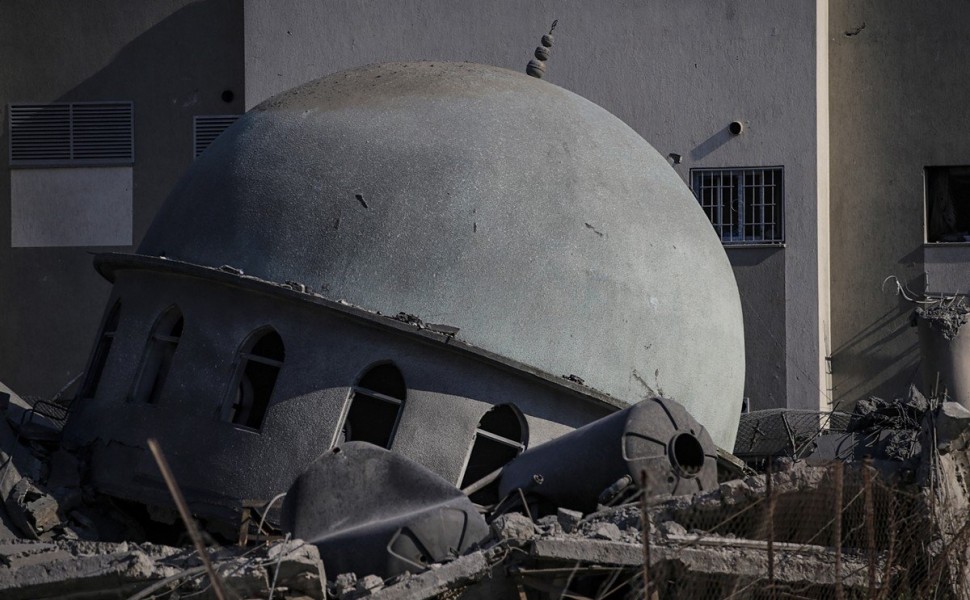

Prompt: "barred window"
[691,167,784,244]
[9,102,134,167]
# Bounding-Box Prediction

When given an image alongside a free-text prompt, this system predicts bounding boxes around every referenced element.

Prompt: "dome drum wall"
[63,267,615,519]
[138,62,746,450]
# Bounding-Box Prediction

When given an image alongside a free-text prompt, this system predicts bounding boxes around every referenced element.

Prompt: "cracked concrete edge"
[367,546,498,600]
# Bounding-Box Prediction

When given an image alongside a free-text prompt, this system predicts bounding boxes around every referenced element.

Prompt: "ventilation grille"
[193,115,240,159]
[9,102,134,167]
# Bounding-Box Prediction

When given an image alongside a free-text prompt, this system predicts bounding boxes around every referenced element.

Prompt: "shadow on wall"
[0,0,244,398]
[726,247,786,412]
[830,294,921,411]
[50,0,245,243]
[691,125,735,161]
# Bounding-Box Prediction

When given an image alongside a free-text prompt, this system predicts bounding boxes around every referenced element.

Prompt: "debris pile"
[915,301,970,340]
[6,380,970,598]
[0,538,325,600]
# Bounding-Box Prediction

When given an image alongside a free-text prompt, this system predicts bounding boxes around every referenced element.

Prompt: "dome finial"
[526,20,558,79]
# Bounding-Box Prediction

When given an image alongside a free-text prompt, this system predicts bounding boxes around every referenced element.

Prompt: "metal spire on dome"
[526,20,558,79]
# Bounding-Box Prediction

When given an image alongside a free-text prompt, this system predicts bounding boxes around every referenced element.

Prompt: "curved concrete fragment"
[281,442,489,579]
[499,397,719,513]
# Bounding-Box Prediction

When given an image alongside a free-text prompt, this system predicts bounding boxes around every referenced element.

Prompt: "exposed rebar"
[147,438,229,600]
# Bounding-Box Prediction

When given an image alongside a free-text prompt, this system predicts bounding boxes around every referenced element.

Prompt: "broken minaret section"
[526,19,557,78]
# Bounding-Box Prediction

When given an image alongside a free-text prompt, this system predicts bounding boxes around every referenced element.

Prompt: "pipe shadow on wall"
[690,126,734,161]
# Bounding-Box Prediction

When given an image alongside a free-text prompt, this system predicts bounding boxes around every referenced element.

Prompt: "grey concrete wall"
[244,0,826,412]
[829,2,970,406]
[0,0,244,397]
[11,167,132,247]
[925,245,970,295]
[64,269,613,518]
[727,248,787,409]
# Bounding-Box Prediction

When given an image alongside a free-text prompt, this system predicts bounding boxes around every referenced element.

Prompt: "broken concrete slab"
[4,478,62,539]
[934,401,970,449]
[490,512,536,543]
[267,539,328,598]
[556,507,582,533]
[0,537,326,600]
[366,546,500,600]
[656,533,886,591]
[282,443,489,579]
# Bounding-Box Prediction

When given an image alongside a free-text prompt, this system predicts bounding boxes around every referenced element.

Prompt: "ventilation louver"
[193,115,240,159]
[9,102,134,167]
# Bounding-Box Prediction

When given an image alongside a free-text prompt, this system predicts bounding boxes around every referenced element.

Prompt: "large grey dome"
[138,62,744,449]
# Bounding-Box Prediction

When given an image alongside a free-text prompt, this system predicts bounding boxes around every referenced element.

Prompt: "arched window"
[130,307,183,404]
[342,363,406,449]
[223,329,284,430]
[460,404,528,505]
[79,301,121,400]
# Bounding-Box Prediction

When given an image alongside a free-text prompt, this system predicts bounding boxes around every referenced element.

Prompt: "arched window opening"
[342,363,406,449]
[224,329,284,430]
[130,307,183,404]
[79,301,121,400]
[460,404,528,505]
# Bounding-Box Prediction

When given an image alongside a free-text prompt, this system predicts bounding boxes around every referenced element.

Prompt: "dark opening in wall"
[926,166,970,242]
[460,404,527,505]
[343,363,406,449]
[224,329,284,430]
[79,301,121,400]
[130,307,183,404]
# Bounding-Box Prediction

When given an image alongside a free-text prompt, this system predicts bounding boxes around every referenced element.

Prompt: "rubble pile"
[6,381,970,598]
[801,384,931,474]
[0,538,325,600]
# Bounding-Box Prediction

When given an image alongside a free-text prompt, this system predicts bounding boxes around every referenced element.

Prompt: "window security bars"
[691,167,784,244]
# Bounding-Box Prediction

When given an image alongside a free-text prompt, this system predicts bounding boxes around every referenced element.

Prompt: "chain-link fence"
[629,458,970,600]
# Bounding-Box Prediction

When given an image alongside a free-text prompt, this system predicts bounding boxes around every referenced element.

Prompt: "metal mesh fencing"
[630,460,970,600]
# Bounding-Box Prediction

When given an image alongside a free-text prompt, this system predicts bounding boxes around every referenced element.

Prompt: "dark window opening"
[926,167,970,242]
[343,363,406,449]
[224,329,284,430]
[460,404,527,505]
[130,307,183,404]
[79,301,121,400]
[690,167,784,244]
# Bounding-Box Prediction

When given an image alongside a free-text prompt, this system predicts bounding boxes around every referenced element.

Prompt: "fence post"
[864,456,876,599]
[640,470,653,599]
[766,460,775,600]
[834,461,844,600]
[878,489,896,600]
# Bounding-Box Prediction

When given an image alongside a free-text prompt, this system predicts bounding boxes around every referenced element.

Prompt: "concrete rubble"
[5,383,970,598]
[0,390,964,598]
[0,538,325,600]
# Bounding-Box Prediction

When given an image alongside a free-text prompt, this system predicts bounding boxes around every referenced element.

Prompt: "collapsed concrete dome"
[63,62,744,519]
[144,61,745,443]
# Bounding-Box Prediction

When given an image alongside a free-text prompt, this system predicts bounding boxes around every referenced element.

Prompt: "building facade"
[2,0,964,422]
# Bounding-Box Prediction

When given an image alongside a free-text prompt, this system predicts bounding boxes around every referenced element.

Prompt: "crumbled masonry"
[6,383,970,598]
[915,302,970,340]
